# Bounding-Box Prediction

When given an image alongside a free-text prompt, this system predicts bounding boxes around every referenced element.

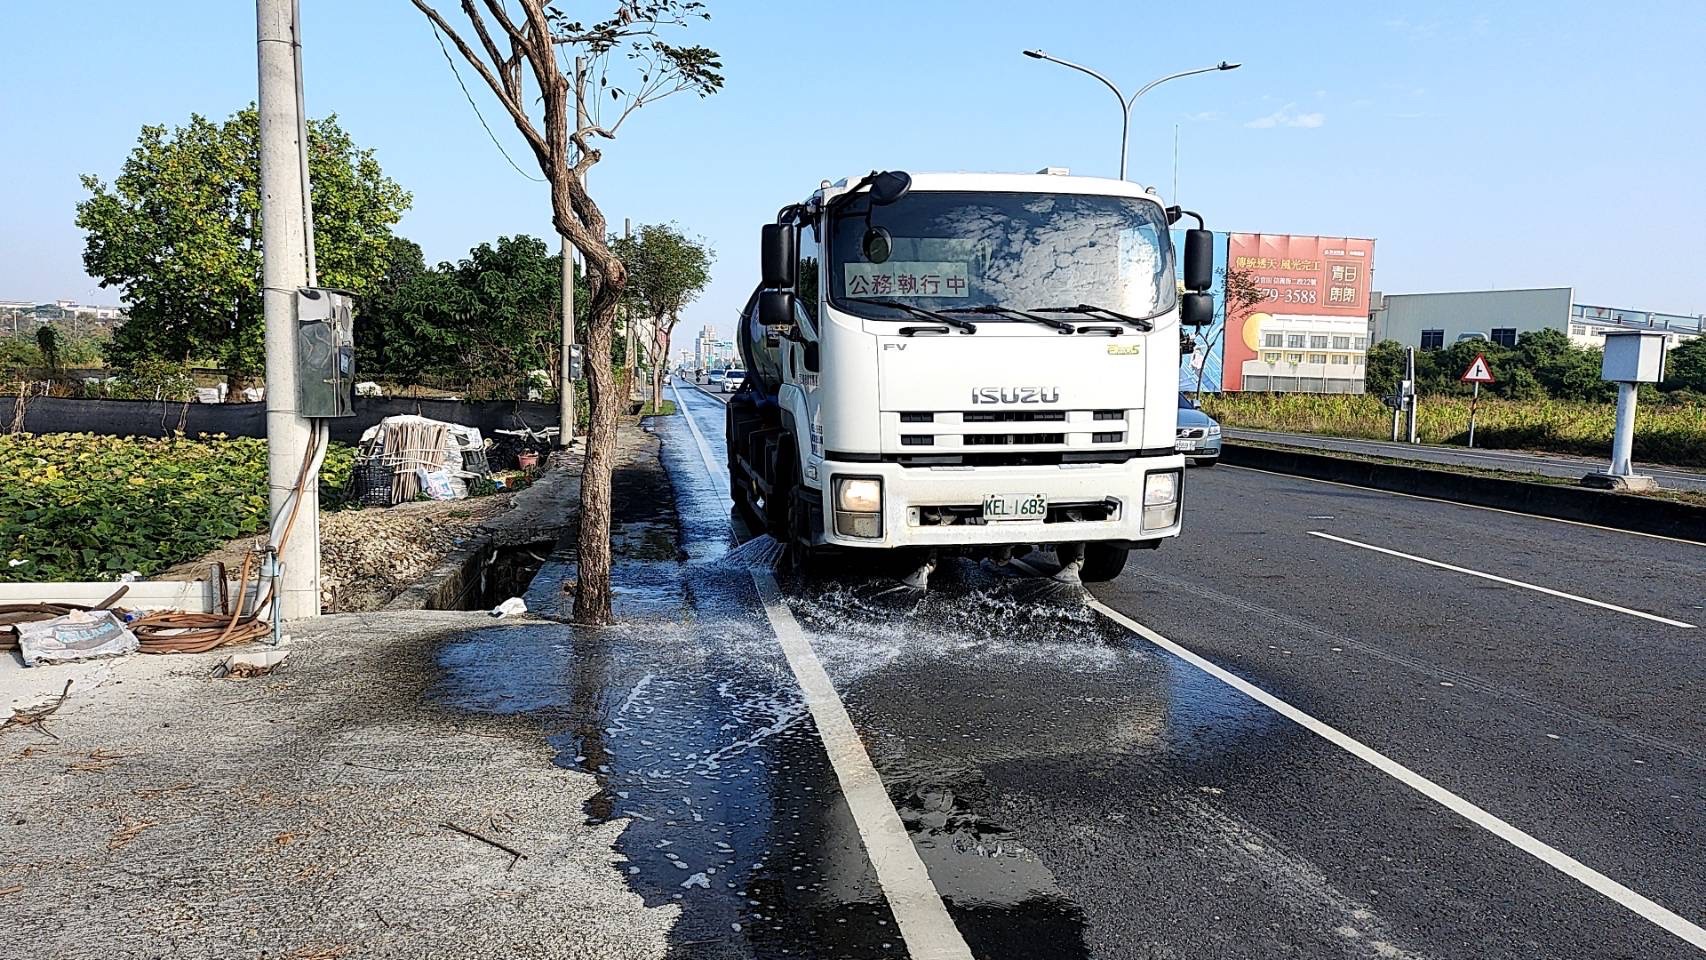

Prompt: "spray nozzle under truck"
[726,169,1216,586]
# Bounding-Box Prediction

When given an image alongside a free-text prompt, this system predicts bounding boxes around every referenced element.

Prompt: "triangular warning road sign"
[1460,353,1495,384]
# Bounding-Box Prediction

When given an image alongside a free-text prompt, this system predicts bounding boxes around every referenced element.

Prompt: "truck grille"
[962,411,1067,423]
[880,408,1142,465]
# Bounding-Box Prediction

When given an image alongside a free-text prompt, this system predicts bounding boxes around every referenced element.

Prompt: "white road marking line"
[1225,463,1706,547]
[672,378,974,959]
[752,571,975,960]
[1068,582,1706,952]
[1307,530,1696,629]
[670,380,728,499]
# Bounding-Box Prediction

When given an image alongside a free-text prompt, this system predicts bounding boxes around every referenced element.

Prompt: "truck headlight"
[833,476,883,539]
[835,477,882,513]
[1141,470,1181,530]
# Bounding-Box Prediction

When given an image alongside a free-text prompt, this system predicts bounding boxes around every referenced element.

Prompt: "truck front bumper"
[814,455,1186,550]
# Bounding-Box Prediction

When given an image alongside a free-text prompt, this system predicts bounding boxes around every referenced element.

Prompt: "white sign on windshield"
[844,261,970,298]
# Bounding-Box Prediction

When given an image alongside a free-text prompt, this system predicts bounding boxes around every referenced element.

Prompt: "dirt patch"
[156,455,579,613]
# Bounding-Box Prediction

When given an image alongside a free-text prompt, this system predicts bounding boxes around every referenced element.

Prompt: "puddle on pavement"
[432,400,1285,958]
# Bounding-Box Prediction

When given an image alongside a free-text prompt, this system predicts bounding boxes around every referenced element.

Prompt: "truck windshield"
[827,190,1174,322]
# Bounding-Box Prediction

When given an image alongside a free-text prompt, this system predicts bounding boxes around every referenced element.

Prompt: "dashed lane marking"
[1027,557,1706,952]
[1223,463,1706,548]
[1308,530,1696,628]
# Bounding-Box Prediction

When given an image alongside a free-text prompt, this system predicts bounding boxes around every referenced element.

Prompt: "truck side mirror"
[1183,229,1214,293]
[761,224,796,289]
[1180,292,1214,327]
[758,289,795,329]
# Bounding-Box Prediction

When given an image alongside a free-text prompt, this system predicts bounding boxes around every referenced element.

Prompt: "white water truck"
[725,169,1216,588]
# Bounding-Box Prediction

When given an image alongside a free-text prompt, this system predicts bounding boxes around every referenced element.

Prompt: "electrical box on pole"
[1583,330,1668,492]
[295,288,356,418]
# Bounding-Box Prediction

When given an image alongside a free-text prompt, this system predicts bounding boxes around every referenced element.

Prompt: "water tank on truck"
[737,285,786,404]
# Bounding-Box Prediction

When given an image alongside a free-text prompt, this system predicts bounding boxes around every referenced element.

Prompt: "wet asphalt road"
[442,380,1704,959]
[1226,426,1706,492]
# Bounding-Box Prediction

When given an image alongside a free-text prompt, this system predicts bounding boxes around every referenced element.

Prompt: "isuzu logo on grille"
[971,387,1060,404]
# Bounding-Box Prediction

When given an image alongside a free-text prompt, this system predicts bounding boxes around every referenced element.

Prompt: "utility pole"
[558,55,587,449]
[256,0,319,619]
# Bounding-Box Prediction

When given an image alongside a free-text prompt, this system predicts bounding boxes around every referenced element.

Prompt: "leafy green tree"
[1662,336,1706,393]
[77,108,411,388]
[360,235,589,396]
[1516,328,1612,402]
[1363,340,1407,396]
[612,223,714,408]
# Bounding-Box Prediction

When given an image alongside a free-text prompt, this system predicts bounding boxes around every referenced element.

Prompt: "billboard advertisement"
[1173,230,1228,394]
[1221,234,1376,393]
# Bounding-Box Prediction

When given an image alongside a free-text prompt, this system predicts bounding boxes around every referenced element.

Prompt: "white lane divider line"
[1224,463,1706,548]
[1078,593,1706,952]
[670,380,729,499]
[1307,530,1696,629]
[672,378,973,958]
[752,571,975,960]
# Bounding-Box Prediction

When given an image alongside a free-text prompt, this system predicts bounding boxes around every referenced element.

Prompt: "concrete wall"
[1375,287,1572,348]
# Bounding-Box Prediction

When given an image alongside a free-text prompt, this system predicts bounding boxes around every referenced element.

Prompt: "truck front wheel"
[1080,543,1130,583]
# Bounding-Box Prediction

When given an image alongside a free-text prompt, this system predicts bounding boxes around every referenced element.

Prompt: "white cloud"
[1245,103,1325,129]
[1384,17,1439,39]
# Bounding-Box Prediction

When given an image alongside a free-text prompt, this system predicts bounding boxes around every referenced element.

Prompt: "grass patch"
[639,398,677,417]
[1205,393,1706,469]
[0,433,353,582]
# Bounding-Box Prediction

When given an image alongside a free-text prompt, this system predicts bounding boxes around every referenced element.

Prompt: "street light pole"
[1022,50,1240,181]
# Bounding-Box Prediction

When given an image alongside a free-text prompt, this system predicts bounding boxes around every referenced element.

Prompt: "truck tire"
[786,486,839,578]
[1080,543,1130,583]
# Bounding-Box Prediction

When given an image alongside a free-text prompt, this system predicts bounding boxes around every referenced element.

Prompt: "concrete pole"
[256,0,319,619]
[1404,346,1419,444]
[1609,381,1637,476]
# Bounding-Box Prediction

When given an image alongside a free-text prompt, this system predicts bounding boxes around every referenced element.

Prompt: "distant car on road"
[706,369,725,388]
[721,367,746,393]
[1177,393,1221,466]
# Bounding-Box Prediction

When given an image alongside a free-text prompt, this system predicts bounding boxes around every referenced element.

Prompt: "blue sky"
[4,0,1704,344]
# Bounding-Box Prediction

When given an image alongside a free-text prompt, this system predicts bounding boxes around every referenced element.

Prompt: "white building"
[1240,315,1371,394]
[1370,287,1700,352]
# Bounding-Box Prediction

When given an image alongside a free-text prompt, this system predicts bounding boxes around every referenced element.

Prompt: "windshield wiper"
[940,305,1078,334]
[1032,303,1164,332]
[862,298,977,333]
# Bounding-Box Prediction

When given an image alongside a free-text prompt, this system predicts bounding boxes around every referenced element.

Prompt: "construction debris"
[16,610,139,666]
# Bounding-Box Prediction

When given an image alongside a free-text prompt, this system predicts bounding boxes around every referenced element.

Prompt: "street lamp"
[1023,50,1240,180]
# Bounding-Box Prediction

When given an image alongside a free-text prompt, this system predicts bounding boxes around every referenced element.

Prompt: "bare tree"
[408,0,721,624]
[1195,266,1263,403]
